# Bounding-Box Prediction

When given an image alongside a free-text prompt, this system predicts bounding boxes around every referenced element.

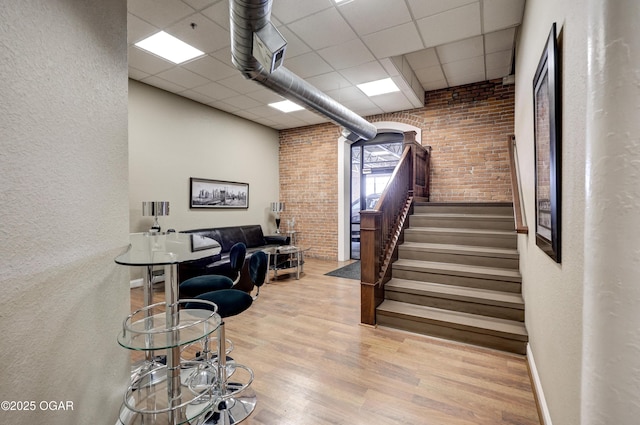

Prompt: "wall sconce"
[142,201,170,233]
[270,202,285,233]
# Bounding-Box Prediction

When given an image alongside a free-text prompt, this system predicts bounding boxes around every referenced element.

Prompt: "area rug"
[325,261,360,280]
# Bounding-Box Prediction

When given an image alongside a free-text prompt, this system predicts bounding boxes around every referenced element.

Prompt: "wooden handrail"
[360,131,431,325]
[508,135,528,234]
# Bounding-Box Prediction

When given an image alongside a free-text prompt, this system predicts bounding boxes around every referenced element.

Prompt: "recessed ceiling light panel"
[357,78,401,97]
[268,100,304,113]
[135,31,204,64]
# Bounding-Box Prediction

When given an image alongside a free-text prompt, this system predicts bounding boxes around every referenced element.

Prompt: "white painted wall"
[0,1,130,424]
[128,80,280,235]
[515,1,588,424]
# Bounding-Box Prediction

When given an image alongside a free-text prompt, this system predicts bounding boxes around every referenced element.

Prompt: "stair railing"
[360,131,431,325]
[508,135,528,234]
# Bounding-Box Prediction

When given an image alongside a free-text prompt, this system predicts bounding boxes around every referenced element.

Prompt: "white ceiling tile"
[223,95,262,109]
[200,1,230,29]
[305,72,352,92]
[128,46,175,75]
[424,80,448,91]
[253,117,280,127]
[276,26,312,59]
[362,22,424,58]
[233,109,260,121]
[338,0,412,36]
[486,66,510,80]
[380,58,401,77]
[447,72,486,87]
[317,39,375,70]
[245,105,281,118]
[407,0,477,20]
[211,47,234,68]
[129,67,150,80]
[165,13,229,54]
[339,61,388,86]
[485,50,512,70]
[483,0,525,32]
[196,81,239,100]
[271,0,333,24]
[182,55,237,80]
[290,109,321,122]
[128,0,195,28]
[128,13,158,44]
[414,65,446,84]
[287,8,357,50]
[245,89,286,104]
[182,0,219,11]
[436,36,484,64]
[485,28,516,54]
[155,67,211,89]
[141,75,187,93]
[180,89,215,104]
[416,3,481,48]
[442,55,485,80]
[284,52,333,78]
[353,105,384,117]
[218,73,263,94]
[326,86,369,103]
[268,114,308,128]
[208,99,240,112]
[405,48,439,70]
[371,91,414,112]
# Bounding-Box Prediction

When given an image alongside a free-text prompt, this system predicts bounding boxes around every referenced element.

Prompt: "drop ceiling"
[128,0,525,130]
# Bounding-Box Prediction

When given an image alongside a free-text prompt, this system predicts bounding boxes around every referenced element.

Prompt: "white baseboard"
[527,343,553,425]
[130,278,143,289]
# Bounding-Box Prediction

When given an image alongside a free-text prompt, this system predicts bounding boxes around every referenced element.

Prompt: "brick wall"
[279,78,515,260]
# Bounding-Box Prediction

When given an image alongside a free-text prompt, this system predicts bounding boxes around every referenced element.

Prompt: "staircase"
[376,202,528,355]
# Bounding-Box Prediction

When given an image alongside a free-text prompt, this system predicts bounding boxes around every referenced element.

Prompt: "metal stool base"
[203,386,257,425]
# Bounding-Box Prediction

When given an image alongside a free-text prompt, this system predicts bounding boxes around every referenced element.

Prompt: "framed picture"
[190,178,249,209]
[190,234,220,252]
[533,23,561,263]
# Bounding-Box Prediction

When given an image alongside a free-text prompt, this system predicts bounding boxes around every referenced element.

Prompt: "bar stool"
[180,242,247,298]
[185,251,267,425]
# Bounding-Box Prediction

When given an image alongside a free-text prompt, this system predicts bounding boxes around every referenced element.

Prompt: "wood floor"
[129,258,540,425]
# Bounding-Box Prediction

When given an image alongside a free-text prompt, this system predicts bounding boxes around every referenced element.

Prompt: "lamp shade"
[270,202,285,213]
[142,201,170,217]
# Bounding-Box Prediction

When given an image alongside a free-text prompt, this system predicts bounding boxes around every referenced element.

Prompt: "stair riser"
[377,313,527,355]
[409,216,515,230]
[384,291,524,321]
[404,231,517,249]
[392,269,522,293]
[398,248,519,269]
[414,205,514,216]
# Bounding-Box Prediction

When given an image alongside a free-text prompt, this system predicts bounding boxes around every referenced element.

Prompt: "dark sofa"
[178,225,288,292]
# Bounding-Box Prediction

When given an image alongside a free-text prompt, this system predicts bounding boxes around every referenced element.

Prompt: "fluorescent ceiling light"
[135,31,204,64]
[269,100,304,113]
[357,78,400,97]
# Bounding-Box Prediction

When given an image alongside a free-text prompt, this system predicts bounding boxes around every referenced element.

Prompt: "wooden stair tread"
[400,241,519,258]
[386,278,524,309]
[377,300,528,341]
[393,259,522,282]
[412,213,513,220]
[405,227,516,237]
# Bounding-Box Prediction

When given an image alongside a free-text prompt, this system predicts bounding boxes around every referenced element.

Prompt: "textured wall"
[0,1,130,424]
[279,79,515,260]
[514,1,587,424]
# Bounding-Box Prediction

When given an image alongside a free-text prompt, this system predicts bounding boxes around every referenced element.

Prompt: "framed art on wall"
[533,23,561,263]
[190,177,249,209]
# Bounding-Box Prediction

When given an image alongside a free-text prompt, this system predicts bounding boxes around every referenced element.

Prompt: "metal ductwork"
[229,0,377,141]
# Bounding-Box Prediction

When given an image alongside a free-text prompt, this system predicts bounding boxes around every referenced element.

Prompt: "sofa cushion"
[241,225,266,248]
[213,226,247,253]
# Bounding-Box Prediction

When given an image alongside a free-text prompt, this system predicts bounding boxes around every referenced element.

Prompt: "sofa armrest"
[265,235,290,245]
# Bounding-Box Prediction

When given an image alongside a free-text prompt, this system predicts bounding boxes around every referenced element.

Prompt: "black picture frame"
[533,23,561,262]
[190,177,249,209]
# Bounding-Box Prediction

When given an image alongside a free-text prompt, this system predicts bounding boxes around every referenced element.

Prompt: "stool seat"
[185,290,253,318]
[180,275,233,298]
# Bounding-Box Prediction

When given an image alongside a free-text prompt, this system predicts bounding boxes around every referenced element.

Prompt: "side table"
[262,245,310,283]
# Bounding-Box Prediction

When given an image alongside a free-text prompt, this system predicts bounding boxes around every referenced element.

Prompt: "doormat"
[325,261,360,280]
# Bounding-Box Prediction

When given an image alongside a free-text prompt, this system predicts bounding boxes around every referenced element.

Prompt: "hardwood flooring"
[129,258,540,425]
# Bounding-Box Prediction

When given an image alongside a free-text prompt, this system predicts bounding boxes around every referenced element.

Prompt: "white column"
[582,1,640,424]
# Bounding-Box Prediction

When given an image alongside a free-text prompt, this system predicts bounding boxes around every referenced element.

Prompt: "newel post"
[360,209,381,325]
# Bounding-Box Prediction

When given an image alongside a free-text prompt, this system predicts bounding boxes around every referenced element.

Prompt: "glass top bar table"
[115,232,222,425]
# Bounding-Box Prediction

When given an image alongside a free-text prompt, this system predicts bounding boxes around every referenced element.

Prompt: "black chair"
[184,251,268,424]
[180,242,247,298]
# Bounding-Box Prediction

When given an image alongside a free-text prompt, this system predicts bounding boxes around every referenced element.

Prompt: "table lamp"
[142,201,170,233]
[270,201,285,233]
